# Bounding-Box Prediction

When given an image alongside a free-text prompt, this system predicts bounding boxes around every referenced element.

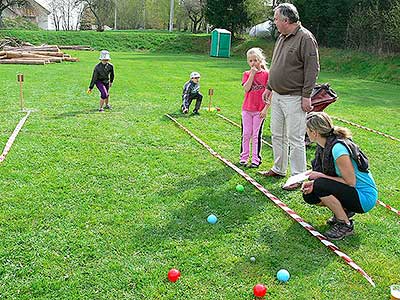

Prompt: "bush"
[2,17,40,30]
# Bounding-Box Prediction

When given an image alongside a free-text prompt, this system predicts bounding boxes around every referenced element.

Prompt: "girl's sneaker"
[105,104,112,109]
[248,163,259,168]
[99,108,104,112]
[239,161,247,166]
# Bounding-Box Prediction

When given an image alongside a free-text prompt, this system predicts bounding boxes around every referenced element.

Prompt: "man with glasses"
[261,3,320,190]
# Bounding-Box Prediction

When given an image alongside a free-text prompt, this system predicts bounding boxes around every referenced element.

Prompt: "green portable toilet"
[210,28,231,58]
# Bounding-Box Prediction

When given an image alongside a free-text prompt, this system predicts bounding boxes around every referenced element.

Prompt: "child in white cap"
[181,71,203,115]
[87,50,115,112]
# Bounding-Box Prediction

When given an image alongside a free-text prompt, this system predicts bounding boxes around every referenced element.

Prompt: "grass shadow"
[54,109,98,119]
[234,219,362,283]
[136,168,268,249]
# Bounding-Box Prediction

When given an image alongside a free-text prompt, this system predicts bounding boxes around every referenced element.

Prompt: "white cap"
[99,50,111,60]
[190,71,201,78]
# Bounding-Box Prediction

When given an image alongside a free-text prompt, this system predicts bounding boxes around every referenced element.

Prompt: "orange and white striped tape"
[377,200,400,216]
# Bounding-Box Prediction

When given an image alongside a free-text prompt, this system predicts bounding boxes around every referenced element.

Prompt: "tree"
[49,0,62,30]
[292,0,354,48]
[48,0,83,30]
[289,0,400,53]
[385,0,400,51]
[79,4,95,29]
[205,0,250,37]
[0,0,27,27]
[180,0,205,33]
[76,0,113,31]
[109,0,143,30]
[346,0,400,53]
[246,0,272,25]
[146,0,173,30]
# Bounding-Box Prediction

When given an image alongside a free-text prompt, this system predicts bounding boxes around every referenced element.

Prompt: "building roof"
[33,0,50,14]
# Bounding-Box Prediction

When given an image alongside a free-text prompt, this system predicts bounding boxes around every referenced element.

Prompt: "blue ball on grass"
[207,214,218,224]
[277,269,290,282]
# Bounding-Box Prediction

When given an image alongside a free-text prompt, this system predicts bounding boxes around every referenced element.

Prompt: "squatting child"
[239,48,270,168]
[181,71,203,115]
[87,50,115,112]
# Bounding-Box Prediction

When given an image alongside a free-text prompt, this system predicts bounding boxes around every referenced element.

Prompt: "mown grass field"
[1,30,399,82]
[0,50,399,299]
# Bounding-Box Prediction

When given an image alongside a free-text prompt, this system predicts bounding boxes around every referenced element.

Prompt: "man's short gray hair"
[274,3,299,24]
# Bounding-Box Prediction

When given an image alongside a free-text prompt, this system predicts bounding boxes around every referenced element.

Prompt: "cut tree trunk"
[5,51,52,59]
[58,45,93,50]
[62,57,79,62]
[29,51,65,57]
[3,45,60,52]
[0,59,48,65]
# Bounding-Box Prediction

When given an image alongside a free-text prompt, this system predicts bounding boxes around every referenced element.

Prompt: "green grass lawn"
[0,51,399,299]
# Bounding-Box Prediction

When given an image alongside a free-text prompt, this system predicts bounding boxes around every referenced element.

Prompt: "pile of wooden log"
[59,45,93,51]
[0,44,80,65]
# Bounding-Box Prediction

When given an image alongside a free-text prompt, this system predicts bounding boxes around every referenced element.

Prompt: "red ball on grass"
[253,283,267,297]
[167,269,181,282]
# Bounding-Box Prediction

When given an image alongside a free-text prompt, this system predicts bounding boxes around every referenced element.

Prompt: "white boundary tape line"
[331,116,400,142]
[166,113,375,287]
[377,200,400,216]
[217,112,400,218]
[0,110,31,163]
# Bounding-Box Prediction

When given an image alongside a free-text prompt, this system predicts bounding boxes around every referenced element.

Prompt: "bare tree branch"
[0,0,28,27]
[75,0,112,31]
[181,0,205,33]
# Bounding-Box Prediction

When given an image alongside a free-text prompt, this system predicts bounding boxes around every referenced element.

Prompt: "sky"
[35,0,50,10]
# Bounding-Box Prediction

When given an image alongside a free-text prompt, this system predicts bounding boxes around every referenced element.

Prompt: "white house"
[2,0,50,29]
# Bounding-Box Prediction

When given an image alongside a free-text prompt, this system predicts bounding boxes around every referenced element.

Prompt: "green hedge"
[0,30,210,53]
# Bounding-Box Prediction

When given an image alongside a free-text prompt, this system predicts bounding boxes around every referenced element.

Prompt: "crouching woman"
[302,112,378,240]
